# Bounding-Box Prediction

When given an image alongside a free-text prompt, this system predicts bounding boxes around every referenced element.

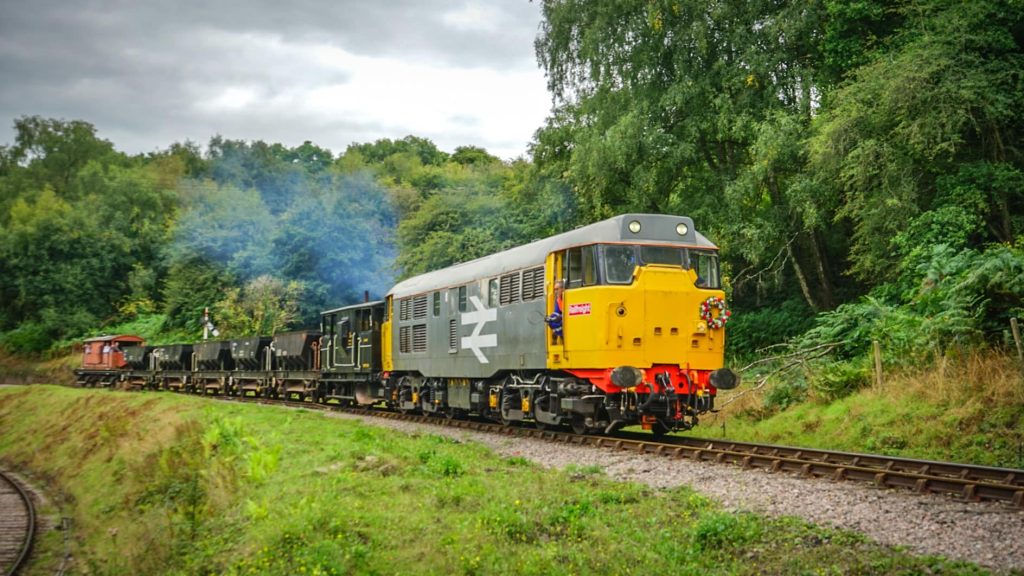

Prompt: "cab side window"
[690,250,722,289]
[487,278,498,307]
[565,246,597,288]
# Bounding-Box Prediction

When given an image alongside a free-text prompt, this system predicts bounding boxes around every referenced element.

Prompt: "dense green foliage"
[0,386,994,575]
[1,0,1022,384]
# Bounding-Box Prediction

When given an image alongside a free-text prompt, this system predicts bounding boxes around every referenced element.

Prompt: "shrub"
[0,322,53,354]
[763,379,809,412]
[691,511,762,552]
[726,298,816,358]
[809,360,872,401]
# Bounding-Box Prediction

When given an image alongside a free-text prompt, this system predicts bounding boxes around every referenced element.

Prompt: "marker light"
[628,220,642,233]
[676,223,689,236]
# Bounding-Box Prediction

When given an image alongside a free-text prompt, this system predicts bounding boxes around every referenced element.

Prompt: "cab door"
[335,313,357,368]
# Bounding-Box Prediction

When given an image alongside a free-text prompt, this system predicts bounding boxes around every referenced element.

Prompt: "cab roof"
[82,334,144,344]
[389,214,716,299]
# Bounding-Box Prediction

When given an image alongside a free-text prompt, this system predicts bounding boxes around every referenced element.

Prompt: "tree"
[0,117,122,224]
[533,0,843,310]
[2,116,119,196]
[162,257,235,334]
[450,146,500,166]
[395,177,521,278]
[0,151,178,348]
[0,189,113,343]
[272,171,396,321]
[213,275,303,337]
[808,0,1024,281]
[283,140,334,174]
[168,179,277,281]
[341,136,448,167]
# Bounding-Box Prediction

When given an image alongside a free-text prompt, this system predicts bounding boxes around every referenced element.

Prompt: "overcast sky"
[0,0,553,161]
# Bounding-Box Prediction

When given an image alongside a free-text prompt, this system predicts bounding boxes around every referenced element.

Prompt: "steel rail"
[0,470,35,576]
[615,432,1024,488]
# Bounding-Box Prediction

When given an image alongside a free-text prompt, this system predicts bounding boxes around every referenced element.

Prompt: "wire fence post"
[872,340,883,390]
[1011,318,1023,363]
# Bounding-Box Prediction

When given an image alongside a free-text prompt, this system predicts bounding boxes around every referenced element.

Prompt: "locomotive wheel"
[396,387,413,414]
[570,415,588,435]
[532,392,550,431]
[499,407,515,427]
[650,420,670,438]
[499,390,520,427]
[442,406,458,422]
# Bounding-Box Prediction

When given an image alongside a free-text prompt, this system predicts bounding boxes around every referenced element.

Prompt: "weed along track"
[0,470,35,576]
[229,396,1024,509]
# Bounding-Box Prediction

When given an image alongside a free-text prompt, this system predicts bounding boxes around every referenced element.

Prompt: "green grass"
[0,386,1002,575]
[701,354,1024,469]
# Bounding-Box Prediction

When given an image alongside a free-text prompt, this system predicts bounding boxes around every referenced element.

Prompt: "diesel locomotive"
[75,213,737,434]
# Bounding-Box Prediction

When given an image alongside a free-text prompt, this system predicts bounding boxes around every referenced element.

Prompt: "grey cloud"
[0,0,547,159]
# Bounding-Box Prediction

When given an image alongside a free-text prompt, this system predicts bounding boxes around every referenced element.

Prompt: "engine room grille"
[499,272,521,305]
[399,299,410,321]
[399,326,410,353]
[448,319,458,352]
[412,295,428,320]
[521,266,544,301]
[412,324,427,353]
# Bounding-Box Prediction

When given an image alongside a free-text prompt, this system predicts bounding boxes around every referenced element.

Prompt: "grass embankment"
[0,349,76,385]
[0,386,995,575]
[705,353,1024,469]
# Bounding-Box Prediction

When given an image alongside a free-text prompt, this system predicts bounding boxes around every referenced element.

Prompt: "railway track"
[325,405,1024,508]
[0,471,35,576]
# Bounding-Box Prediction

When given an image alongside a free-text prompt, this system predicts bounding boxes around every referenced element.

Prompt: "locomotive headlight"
[628,220,642,233]
[676,223,689,236]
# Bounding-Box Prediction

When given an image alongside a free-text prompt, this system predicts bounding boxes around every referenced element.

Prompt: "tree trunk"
[991,197,1013,244]
[787,244,819,312]
[808,230,835,310]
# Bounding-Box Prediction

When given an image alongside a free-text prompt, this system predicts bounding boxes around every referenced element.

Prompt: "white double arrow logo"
[461,295,497,363]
